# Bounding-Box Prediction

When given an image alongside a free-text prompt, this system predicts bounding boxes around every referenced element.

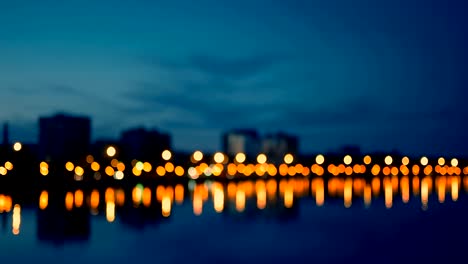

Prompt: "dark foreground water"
[0,177,467,264]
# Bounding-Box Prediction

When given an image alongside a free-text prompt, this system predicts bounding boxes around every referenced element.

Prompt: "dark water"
[0,176,467,264]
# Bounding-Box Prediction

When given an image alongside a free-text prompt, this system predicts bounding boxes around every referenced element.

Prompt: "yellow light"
[165,162,174,173]
[162,196,172,217]
[0,167,7,176]
[193,151,203,162]
[175,184,184,204]
[402,156,410,166]
[214,152,225,163]
[114,171,124,180]
[162,150,172,161]
[344,155,352,165]
[175,166,184,176]
[106,201,115,222]
[65,162,74,171]
[385,156,393,165]
[438,157,445,166]
[156,166,166,176]
[363,155,372,165]
[13,142,22,151]
[74,190,84,208]
[74,166,84,176]
[315,154,325,165]
[235,153,246,163]
[451,158,459,167]
[116,162,125,172]
[106,146,116,157]
[142,187,151,207]
[90,190,100,209]
[235,188,246,212]
[65,192,74,211]
[284,153,294,164]
[143,162,152,172]
[39,191,48,210]
[257,154,267,164]
[105,166,115,176]
[213,185,224,213]
[91,162,100,171]
[12,204,21,235]
[344,178,352,208]
[4,161,13,171]
[420,157,428,166]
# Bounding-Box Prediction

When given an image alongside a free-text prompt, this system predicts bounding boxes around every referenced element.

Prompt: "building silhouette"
[120,127,171,161]
[222,129,260,158]
[39,113,91,161]
[261,132,298,163]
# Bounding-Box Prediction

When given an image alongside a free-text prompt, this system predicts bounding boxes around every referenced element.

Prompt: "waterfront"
[0,176,467,263]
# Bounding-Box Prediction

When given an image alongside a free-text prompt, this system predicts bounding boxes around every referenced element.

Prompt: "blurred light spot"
[65,162,74,172]
[65,192,74,211]
[363,155,372,165]
[12,204,21,235]
[284,153,294,164]
[39,191,48,210]
[257,154,267,164]
[162,150,172,161]
[193,150,203,162]
[214,152,225,163]
[106,146,116,157]
[451,158,459,167]
[106,201,115,222]
[385,156,393,165]
[402,156,410,166]
[13,142,22,151]
[420,157,428,166]
[344,155,352,165]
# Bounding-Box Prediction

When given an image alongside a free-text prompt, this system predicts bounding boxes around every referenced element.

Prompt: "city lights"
[384,156,393,165]
[193,151,203,162]
[13,142,22,152]
[344,155,352,165]
[235,153,246,163]
[214,152,225,163]
[315,154,325,165]
[284,153,294,164]
[106,146,116,157]
[257,154,267,164]
[420,157,428,166]
[162,150,172,161]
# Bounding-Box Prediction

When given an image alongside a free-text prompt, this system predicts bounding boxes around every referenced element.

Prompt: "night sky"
[1,0,467,156]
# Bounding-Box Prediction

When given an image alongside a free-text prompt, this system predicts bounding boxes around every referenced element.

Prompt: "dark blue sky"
[1,0,467,155]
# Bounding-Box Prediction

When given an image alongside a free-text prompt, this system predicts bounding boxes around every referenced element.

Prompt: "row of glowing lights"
[6,144,466,178]
[2,175,467,234]
[35,147,467,179]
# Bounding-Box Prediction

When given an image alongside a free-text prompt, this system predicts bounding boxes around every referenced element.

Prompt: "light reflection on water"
[1,175,468,263]
[1,175,467,229]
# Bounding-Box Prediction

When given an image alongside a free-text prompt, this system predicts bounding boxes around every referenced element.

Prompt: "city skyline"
[1,0,468,156]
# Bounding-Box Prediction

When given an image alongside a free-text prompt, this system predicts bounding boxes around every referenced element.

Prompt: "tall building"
[120,127,171,161]
[222,129,260,158]
[39,113,91,161]
[261,132,298,163]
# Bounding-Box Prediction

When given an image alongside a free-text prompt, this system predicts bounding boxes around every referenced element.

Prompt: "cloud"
[142,52,286,80]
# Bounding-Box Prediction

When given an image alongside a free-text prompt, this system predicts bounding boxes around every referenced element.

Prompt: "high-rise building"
[39,113,91,161]
[120,127,171,161]
[222,129,260,158]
